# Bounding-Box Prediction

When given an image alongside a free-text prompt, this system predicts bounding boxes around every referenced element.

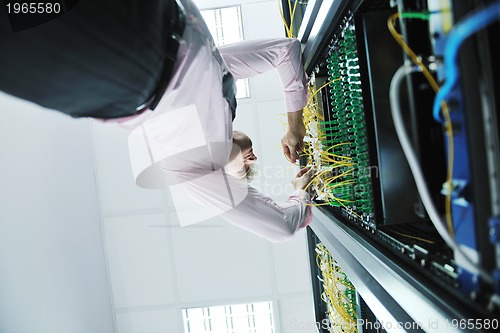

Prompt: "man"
[0,0,314,242]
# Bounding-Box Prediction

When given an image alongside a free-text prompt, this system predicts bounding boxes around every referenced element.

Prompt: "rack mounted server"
[282,0,500,331]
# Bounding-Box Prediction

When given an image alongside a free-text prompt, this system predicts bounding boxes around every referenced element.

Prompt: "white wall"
[0,94,115,333]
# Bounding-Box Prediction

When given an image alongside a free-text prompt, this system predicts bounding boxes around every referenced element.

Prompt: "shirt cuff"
[289,189,311,201]
[284,89,308,113]
[289,189,313,228]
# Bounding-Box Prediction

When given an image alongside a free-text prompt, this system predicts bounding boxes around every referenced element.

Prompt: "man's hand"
[292,167,316,191]
[281,110,306,163]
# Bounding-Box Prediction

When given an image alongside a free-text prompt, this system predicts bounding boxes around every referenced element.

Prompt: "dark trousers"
[0,0,175,119]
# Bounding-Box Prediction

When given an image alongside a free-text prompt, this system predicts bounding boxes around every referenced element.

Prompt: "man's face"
[233,131,257,167]
[242,146,257,165]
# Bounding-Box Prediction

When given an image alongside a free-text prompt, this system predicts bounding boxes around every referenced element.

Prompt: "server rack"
[282,0,500,331]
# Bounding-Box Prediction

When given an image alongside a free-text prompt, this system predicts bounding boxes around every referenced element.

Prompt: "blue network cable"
[433,1,500,123]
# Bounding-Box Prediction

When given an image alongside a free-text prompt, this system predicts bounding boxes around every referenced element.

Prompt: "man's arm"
[219,38,309,163]
[221,168,315,243]
[168,166,315,242]
[282,109,306,163]
[219,38,307,112]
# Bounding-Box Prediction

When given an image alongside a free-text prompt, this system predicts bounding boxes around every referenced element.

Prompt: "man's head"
[228,130,257,180]
[232,130,257,164]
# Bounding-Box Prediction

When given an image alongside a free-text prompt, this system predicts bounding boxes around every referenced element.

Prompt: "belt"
[136,0,186,112]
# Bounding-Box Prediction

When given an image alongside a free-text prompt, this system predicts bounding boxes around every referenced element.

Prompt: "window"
[201,6,250,99]
[183,301,275,333]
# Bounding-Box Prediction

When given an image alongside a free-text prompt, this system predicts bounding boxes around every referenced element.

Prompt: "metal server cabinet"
[282,0,500,331]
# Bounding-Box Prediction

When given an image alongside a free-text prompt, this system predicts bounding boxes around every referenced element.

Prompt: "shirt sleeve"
[219,38,308,113]
[221,187,313,243]
[166,168,312,243]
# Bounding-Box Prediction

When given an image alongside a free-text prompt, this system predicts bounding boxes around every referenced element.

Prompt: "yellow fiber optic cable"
[387,13,440,91]
[315,244,358,333]
[307,202,334,207]
[278,1,292,37]
[279,0,299,38]
[304,168,331,190]
[300,79,359,210]
[307,79,340,104]
[388,13,454,238]
[289,0,298,37]
[393,231,435,244]
[309,193,361,218]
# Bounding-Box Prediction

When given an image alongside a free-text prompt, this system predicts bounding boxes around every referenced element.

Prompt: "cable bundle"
[301,26,375,221]
[316,243,358,333]
[301,81,358,212]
